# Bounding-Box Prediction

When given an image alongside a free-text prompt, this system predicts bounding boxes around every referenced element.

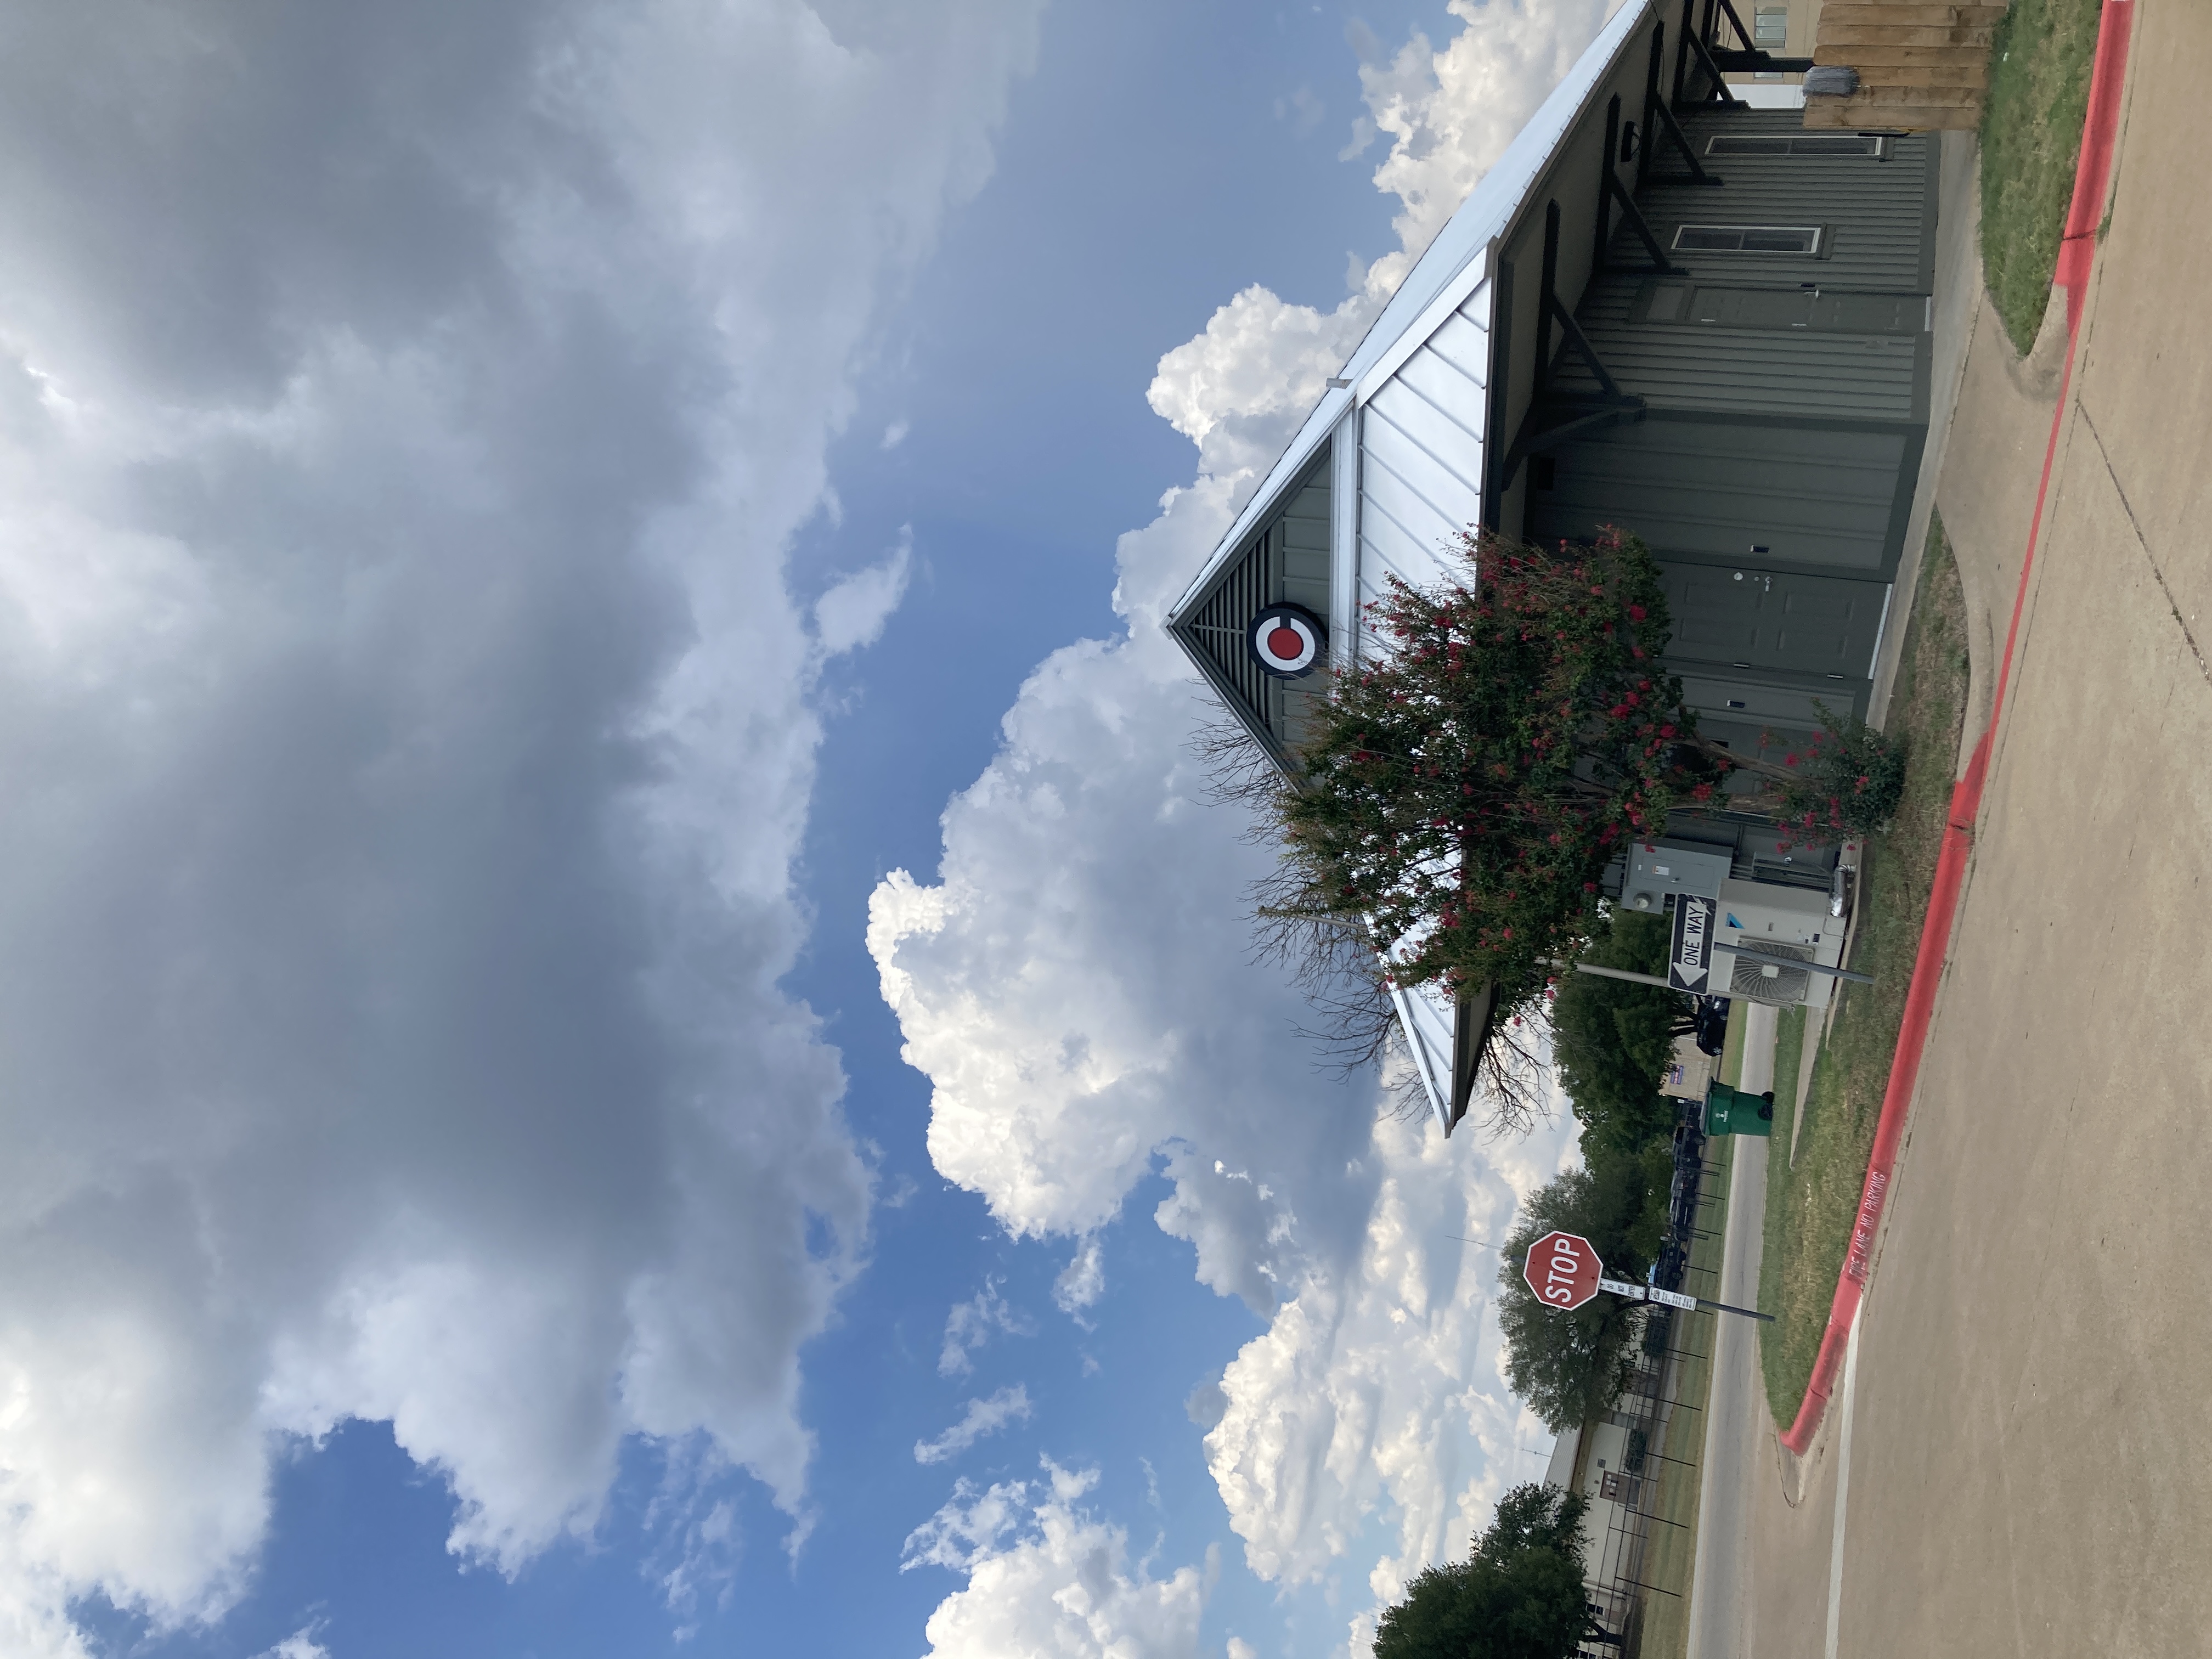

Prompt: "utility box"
[1621,841,1733,916]
[1712,878,1847,1011]
[1705,1081,1775,1137]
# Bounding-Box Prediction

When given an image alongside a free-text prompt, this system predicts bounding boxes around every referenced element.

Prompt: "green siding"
[1525,419,1912,577]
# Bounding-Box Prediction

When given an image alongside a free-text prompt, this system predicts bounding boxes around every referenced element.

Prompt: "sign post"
[1520,1226,1772,1323]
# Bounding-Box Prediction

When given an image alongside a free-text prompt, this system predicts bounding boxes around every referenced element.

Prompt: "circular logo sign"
[1246,603,1327,678]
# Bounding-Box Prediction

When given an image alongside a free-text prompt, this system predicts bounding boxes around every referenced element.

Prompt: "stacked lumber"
[1803,1,2006,129]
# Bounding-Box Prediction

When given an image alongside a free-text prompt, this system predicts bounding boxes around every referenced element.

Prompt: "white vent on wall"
[1728,940,1813,1004]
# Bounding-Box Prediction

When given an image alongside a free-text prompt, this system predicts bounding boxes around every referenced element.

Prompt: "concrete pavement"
[1710,7,2212,1655]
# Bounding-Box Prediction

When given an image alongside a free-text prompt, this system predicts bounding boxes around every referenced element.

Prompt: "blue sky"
[0,4,1615,1657]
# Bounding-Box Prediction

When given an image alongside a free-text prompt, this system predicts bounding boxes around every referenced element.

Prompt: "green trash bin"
[1705,1081,1776,1137]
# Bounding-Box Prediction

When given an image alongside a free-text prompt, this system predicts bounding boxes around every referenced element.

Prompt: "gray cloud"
[0,0,1041,1643]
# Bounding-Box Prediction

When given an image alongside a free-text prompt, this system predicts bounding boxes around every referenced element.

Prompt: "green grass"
[1633,1133,1734,1659]
[1978,0,2103,354]
[1770,1005,1807,1134]
[1757,518,1972,1426]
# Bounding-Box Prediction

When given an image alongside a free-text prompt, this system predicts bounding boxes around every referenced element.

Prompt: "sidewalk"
[1740,5,2212,1654]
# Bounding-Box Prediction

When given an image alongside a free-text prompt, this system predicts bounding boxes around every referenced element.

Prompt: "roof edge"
[1169,0,1656,625]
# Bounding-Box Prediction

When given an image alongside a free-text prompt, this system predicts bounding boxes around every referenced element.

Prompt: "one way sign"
[1668,894,1716,994]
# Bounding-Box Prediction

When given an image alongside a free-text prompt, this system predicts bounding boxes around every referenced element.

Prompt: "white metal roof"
[1166,0,1656,1136]
[1167,0,1654,631]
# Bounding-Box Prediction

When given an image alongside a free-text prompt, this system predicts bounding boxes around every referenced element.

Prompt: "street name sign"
[1600,1277,1697,1310]
[1523,1230,1602,1310]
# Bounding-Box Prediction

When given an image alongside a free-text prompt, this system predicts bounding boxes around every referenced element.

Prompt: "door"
[1661,563,1890,678]
[1633,281,1926,336]
[1520,419,1916,578]
[1688,286,1923,335]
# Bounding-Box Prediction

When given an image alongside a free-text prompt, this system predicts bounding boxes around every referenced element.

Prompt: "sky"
[0,3,1622,1657]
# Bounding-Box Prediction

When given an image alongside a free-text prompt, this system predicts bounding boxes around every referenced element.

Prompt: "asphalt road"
[1683,1001,1774,1659]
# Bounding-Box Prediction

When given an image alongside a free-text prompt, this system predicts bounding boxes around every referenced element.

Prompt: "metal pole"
[1691,1294,1773,1322]
[1545,951,1872,988]
[1560,961,1676,989]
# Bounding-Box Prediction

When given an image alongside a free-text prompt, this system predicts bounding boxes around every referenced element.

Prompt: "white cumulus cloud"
[870,2,1611,1651]
[902,1460,1210,1659]
[1354,0,1622,297]
[0,0,1041,1650]
[914,1385,1034,1465]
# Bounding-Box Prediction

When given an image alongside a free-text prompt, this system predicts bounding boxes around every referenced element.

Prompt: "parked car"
[1691,995,1731,1057]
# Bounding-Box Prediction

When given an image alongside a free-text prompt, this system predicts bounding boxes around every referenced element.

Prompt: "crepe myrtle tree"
[1217,527,1685,1130]
[1205,525,1901,1132]
[1742,703,1910,848]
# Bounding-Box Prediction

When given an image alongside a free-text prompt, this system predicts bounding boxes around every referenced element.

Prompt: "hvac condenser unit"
[1710,878,1847,1011]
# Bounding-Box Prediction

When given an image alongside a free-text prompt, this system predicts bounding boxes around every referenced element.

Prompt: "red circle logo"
[1246,604,1325,678]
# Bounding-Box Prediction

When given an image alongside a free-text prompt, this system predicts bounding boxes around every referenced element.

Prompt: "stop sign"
[1523,1230,1603,1311]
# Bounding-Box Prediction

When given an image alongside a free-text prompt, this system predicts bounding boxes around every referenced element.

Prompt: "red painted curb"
[1777,0,2136,1457]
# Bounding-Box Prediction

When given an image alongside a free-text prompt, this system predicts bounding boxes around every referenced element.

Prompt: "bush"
[1764,707,1909,849]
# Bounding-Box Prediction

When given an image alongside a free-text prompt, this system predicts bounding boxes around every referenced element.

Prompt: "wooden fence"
[1803,1,2006,131]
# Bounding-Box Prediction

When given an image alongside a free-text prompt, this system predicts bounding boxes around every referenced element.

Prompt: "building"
[1165,0,1936,1132]
[1707,0,1821,94]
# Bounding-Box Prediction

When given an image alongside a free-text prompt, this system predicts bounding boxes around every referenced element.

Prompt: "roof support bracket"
[1549,298,1626,402]
[1501,200,1648,486]
[1532,200,1627,404]
[1677,0,1750,112]
[1503,398,1647,481]
[1598,95,1687,274]
[1643,21,1725,190]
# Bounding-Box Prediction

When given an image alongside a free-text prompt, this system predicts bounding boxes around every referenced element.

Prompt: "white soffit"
[1167,0,1655,623]
[1393,983,1459,1136]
